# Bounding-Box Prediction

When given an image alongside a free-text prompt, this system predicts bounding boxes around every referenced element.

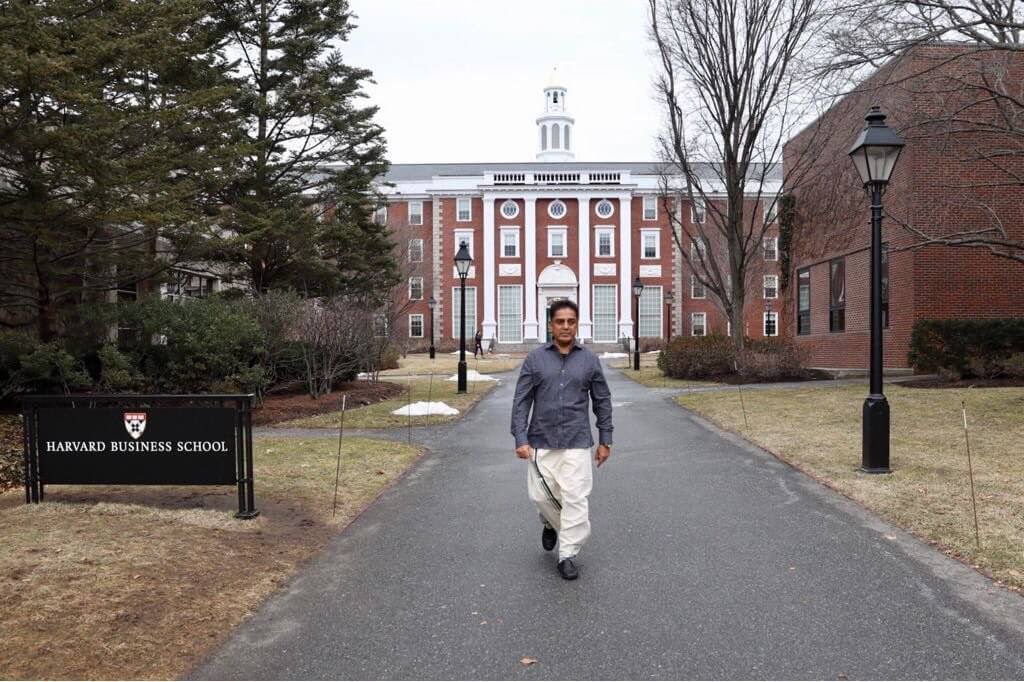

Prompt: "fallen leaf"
[520,657,538,667]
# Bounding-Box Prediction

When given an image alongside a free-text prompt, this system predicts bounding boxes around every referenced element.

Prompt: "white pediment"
[537,263,578,286]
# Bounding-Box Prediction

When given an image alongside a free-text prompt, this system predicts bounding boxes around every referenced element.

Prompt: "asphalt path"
[191,363,1024,680]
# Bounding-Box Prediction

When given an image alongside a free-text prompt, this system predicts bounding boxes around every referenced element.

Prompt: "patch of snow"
[391,401,459,416]
[446,369,498,382]
[599,352,628,359]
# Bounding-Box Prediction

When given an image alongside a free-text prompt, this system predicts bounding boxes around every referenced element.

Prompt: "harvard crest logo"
[123,412,147,440]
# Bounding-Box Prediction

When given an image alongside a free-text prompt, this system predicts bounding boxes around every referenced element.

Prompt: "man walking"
[473,329,484,358]
[511,300,613,580]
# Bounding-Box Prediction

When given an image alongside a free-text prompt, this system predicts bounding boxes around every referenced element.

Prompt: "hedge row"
[657,335,812,382]
[908,319,1024,378]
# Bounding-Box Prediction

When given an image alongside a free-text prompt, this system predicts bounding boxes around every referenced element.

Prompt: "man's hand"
[595,444,611,467]
[516,444,532,460]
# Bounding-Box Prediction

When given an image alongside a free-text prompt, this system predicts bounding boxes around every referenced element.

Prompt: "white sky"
[342,0,665,164]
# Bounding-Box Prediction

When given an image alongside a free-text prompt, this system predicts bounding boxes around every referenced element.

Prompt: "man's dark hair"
[549,299,579,320]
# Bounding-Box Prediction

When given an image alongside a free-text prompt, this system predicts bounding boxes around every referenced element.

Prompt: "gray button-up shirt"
[511,342,613,449]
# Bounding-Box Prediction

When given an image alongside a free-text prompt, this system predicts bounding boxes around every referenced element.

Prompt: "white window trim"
[763,236,778,261]
[691,312,707,337]
[691,198,706,224]
[451,286,477,340]
[547,199,568,220]
[691,236,707,262]
[691,275,706,299]
[497,284,523,343]
[374,205,388,225]
[408,238,423,263]
[641,229,660,260]
[409,276,424,301]
[595,226,615,258]
[764,274,779,299]
[643,195,658,221]
[456,197,472,222]
[763,311,779,337]
[454,230,474,258]
[500,227,520,259]
[547,227,568,258]
[595,199,615,219]
[639,285,664,339]
[764,198,778,225]
[409,313,424,338]
[592,284,619,343]
[409,201,424,225]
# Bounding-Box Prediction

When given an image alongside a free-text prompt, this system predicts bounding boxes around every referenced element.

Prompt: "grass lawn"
[380,352,523,376]
[280,375,499,429]
[676,383,1024,592]
[614,363,722,389]
[0,435,422,680]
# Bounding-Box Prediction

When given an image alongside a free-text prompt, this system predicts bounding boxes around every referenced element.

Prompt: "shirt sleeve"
[511,353,536,448]
[590,355,613,446]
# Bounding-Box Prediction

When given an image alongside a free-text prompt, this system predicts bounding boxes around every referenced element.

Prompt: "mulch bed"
[253,380,406,426]
[902,376,1024,389]
[697,370,834,385]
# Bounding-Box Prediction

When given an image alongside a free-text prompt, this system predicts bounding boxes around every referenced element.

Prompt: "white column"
[618,194,633,340]
[524,197,539,340]
[482,197,497,347]
[577,195,592,341]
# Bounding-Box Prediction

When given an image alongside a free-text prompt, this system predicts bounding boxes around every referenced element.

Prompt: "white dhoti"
[527,447,593,561]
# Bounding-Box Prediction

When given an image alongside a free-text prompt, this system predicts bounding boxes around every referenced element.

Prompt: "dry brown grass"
[381,351,523,376]
[614,363,721,389]
[676,383,1024,592]
[0,435,422,680]
[280,374,499,429]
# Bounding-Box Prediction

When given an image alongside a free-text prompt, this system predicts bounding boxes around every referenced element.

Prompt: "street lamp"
[454,241,473,394]
[848,105,904,474]
[664,290,675,340]
[427,296,437,360]
[632,276,644,371]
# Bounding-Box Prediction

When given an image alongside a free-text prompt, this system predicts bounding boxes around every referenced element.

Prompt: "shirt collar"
[545,340,583,354]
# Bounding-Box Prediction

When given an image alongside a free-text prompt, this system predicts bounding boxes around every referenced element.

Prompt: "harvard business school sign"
[23,395,257,518]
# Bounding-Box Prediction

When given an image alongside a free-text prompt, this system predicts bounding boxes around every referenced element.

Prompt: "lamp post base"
[457,360,467,394]
[862,393,891,473]
[429,346,435,360]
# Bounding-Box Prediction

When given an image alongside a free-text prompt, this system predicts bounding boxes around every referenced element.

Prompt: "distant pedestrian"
[474,329,484,358]
[510,299,613,580]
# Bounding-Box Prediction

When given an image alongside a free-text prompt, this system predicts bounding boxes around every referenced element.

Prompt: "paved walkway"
[191,365,1024,679]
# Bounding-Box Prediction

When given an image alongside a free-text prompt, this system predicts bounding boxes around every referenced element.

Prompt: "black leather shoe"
[542,526,557,551]
[558,557,579,580]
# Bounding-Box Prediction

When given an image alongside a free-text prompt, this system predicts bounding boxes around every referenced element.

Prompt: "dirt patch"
[0,435,422,680]
[0,414,23,493]
[254,380,405,425]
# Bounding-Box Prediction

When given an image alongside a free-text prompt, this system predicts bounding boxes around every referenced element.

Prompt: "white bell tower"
[536,68,575,161]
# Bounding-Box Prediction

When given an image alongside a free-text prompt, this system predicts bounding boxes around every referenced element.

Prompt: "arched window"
[564,125,570,149]
[553,92,559,104]
[552,124,561,149]
[541,125,547,150]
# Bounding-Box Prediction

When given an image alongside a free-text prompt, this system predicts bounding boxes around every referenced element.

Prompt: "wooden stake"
[407,380,412,444]
[332,394,347,518]
[961,399,981,548]
[737,382,749,429]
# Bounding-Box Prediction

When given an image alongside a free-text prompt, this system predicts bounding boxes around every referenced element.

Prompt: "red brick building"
[784,45,1024,369]
[376,74,782,351]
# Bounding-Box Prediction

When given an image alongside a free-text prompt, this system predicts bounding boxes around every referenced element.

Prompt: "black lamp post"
[632,276,644,371]
[454,241,472,394]
[848,105,905,474]
[664,290,675,340]
[427,296,437,360]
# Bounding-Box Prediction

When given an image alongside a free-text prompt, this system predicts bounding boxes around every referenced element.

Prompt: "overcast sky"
[342,0,665,164]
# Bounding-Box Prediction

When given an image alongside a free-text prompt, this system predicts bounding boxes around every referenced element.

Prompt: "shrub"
[909,319,1024,379]
[17,341,92,395]
[736,338,811,382]
[657,335,736,379]
[118,298,266,394]
[96,343,143,392]
[0,331,37,400]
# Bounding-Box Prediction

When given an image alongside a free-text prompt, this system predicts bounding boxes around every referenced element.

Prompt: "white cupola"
[536,68,575,161]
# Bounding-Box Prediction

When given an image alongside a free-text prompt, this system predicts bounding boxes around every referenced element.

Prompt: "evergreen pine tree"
[211,0,398,299]
[0,0,242,340]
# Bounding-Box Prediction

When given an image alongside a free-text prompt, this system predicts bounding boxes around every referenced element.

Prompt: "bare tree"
[820,2,1024,266]
[296,296,371,399]
[649,0,837,348]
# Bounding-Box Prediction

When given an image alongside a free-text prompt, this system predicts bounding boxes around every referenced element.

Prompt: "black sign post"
[22,394,258,519]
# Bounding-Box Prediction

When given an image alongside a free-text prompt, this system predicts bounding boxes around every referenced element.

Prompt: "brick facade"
[784,45,1024,369]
